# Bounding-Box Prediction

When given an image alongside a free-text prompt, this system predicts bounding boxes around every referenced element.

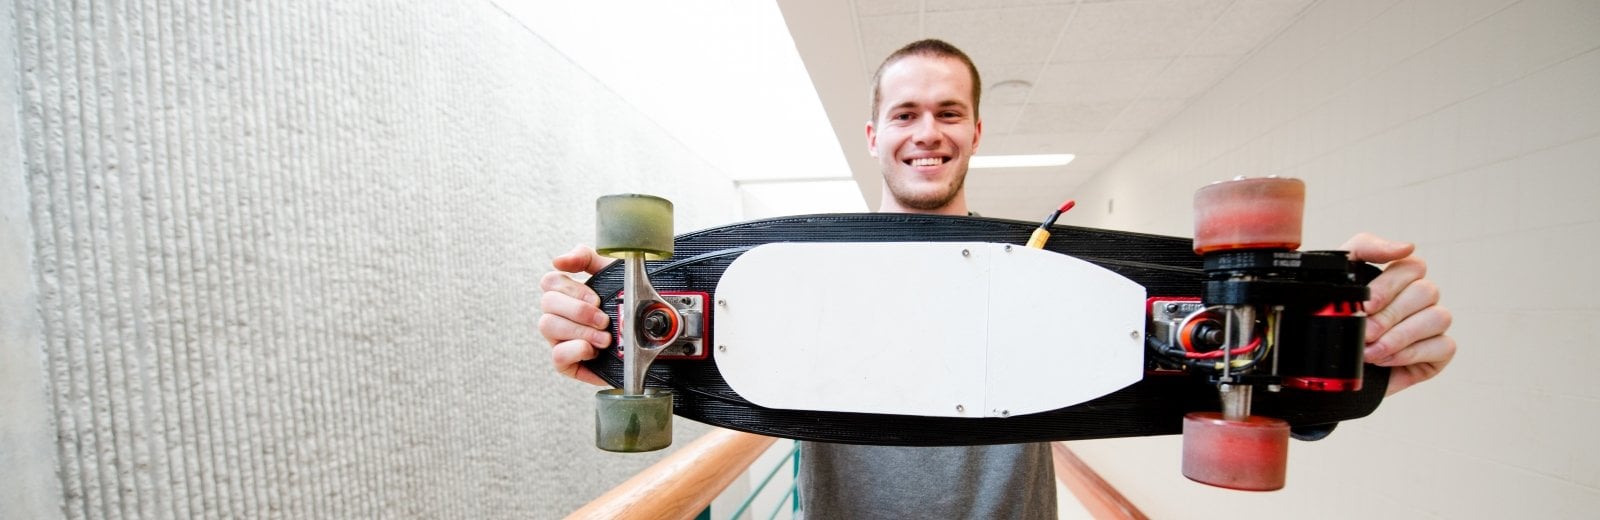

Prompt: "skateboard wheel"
[1193,177,1304,255]
[1181,412,1289,491]
[595,388,673,452]
[596,194,674,260]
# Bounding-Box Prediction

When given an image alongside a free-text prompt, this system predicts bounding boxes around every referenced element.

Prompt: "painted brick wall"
[1065,0,1599,517]
[1,1,738,518]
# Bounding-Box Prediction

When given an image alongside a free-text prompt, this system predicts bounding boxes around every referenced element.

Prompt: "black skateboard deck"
[580,213,1388,446]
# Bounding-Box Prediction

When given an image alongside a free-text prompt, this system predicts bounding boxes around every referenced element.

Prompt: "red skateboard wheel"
[1181,412,1290,491]
[1193,177,1304,254]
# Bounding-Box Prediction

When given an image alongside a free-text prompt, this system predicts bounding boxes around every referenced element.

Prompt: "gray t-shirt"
[798,442,1056,519]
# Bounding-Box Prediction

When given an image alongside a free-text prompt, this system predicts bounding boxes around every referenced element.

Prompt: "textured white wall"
[2,1,739,518]
[1064,0,1599,517]
[1,0,62,518]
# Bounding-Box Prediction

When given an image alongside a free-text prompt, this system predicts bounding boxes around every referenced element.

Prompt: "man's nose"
[912,115,941,147]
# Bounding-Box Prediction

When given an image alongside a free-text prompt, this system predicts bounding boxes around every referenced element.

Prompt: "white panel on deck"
[713,242,1145,418]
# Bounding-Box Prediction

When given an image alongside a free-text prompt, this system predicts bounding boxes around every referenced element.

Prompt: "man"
[540,39,1456,518]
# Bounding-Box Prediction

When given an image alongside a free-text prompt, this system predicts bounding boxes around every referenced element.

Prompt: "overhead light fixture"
[969,154,1075,169]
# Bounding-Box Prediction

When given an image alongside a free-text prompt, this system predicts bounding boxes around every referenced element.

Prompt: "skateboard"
[582,178,1386,490]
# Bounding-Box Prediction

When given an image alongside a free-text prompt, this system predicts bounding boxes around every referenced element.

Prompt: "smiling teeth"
[911,157,942,167]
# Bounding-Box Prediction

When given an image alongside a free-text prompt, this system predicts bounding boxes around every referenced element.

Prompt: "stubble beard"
[884,165,967,211]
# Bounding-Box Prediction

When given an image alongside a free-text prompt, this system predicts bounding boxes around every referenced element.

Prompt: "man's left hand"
[1341,233,1457,395]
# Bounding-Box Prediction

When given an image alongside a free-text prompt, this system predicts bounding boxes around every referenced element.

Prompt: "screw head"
[1129,330,1140,339]
[1163,303,1179,313]
[961,249,970,257]
[956,404,965,413]
[717,345,726,352]
[1004,244,1013,252]
[1000,410,1011,418]
[716,299,726,307]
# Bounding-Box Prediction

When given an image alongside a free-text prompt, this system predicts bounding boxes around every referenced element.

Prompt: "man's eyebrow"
[887,99,971,112]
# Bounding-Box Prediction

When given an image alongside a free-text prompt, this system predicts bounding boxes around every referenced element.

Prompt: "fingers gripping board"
[712,242,1146,418]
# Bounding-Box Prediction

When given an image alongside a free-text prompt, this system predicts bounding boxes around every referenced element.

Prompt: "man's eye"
[893,113,913,121]
[941,111,963,119]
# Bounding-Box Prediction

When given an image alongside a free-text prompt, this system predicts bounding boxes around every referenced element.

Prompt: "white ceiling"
[778,0,1315,220]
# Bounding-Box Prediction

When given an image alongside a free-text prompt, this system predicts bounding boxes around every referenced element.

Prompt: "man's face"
[867,55,983,213]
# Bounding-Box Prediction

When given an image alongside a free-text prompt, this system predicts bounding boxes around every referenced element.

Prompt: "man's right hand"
[538,246,616,386]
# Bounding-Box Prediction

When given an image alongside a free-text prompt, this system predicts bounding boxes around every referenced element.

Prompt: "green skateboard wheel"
[595,388,673,452]
[596,194,674,260]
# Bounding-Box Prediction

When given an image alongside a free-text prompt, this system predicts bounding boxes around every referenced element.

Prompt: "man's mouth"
[906,157,949,167]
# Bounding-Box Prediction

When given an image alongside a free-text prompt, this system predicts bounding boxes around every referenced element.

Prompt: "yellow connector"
[1026,200,1075,249]
[1026,228,1050,249]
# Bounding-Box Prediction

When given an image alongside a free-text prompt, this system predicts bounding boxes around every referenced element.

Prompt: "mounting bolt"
[679,297,692,306]
[961,249,970,257]
[956,404,965,413]
[1163,303,1179,313]
[718,345,726,352]
[1004,244,1012,252]
[1129,330,1140,339]
[1000,410,1011,418]
[716,299,726,307]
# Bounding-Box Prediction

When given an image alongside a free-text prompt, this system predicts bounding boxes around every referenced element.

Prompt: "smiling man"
[796,39,1064,519]
[538,39,1455,519]
[867,40,984,215]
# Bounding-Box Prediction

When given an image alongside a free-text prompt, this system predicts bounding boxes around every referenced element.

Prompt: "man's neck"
[877,194,969,216]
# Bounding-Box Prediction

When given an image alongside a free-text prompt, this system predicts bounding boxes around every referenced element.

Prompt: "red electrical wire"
[1184,336,1262,359]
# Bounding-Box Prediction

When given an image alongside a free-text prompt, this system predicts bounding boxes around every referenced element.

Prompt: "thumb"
[1339,232,1415,265]
[553,245,615,275]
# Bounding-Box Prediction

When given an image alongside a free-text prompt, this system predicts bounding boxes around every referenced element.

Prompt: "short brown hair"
[869,39,983,122]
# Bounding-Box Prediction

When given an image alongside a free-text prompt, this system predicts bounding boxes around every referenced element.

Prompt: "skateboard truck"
[592,194,681,452]
[1151,176,1371,490]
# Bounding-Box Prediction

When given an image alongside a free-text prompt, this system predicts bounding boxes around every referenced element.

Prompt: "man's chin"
[888,187,960,211]
[883,167,966,211]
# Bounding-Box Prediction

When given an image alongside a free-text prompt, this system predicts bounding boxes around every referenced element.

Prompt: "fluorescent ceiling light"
[970,154,1075,169]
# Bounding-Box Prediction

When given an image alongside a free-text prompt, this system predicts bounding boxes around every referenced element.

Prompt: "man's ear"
[865,120,879,158]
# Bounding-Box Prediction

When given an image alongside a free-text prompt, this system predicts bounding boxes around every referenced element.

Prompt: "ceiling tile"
[979,63,1046,106]
[858,14,926,77]
[1013,101,1127,134]
[977,131,1099,154]
[978,105,1026,135]
[1083,130,1148,153]
[1106,98,1190,131]
[1027,59,1169,104]
[925,5,1078,67]
[926,0,1082,12]
[1052,0,1233,61]
[1141,55,1240,99]
[855,0,924,18]
[1189,0,1312,56]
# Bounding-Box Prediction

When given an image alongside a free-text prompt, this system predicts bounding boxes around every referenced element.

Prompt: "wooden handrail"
[1052,442,1148,520]
[569,430,1139,519]
[568,428,778,520]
